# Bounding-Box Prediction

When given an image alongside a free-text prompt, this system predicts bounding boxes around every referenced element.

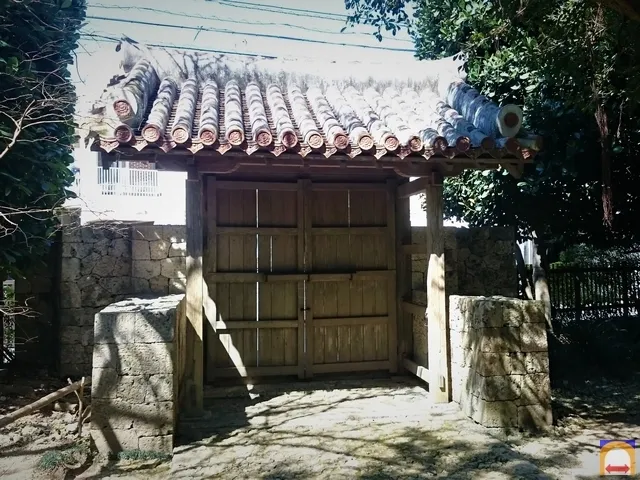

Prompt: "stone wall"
[91,295,183,454]
[411,227,517,301]
[59,223,186,377]
[59,223,515,376]
[131,225,186,297]
[59,224,132,376]
[410,227,517,366]
[449,295,552,431]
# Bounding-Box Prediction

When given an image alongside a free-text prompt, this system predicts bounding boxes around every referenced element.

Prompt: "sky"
[71,0,455,227]
[73,0,416,110]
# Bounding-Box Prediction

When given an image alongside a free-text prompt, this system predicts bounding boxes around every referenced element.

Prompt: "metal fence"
[548,266,640,322]
[97,167,160,197]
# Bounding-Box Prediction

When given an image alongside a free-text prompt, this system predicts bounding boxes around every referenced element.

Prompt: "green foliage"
[0,0,86,278]
[37,441,89,471]
[551,244,640,268]
[345,0,640,254]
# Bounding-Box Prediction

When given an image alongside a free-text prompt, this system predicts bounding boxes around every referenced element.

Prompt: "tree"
[345,0,640,260]
[0,0,86,279]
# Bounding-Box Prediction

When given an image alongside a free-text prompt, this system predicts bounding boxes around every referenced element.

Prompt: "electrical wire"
[80,33,276,58]
[85,15,415,52]
[213,0,409,27]
[89,3,412,44]
[214,0,348,21]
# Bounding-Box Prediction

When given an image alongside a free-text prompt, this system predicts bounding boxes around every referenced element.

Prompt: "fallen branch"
[0,377,91,429]
[69,377,87,436]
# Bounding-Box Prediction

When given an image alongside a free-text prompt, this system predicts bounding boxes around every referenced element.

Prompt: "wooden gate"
[204,178,397,380]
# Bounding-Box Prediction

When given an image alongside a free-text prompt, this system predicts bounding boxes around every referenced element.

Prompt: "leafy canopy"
[345,0,640,253]
[0,0,86,277]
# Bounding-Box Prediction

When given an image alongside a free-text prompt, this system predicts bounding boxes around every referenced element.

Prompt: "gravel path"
[171,376,640,479]
[1,376,637,479]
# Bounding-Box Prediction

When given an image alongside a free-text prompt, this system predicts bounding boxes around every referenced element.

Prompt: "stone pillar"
[450,295,552,431]
[91,294,184,455]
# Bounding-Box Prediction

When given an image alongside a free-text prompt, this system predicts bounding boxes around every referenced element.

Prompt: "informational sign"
[600,440,636,476]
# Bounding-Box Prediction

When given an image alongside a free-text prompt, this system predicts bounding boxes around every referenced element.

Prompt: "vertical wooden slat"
[395,182,412,369]
[325,192,341,364]
[214,190,232,369]
[303,180,314,377]
[228,189,246,365]
[349,195,365,362]
[358,192,378,362]
[258,191,273,367]
[204,176,218,381]
[242,188,258,369]
[386,179,398,373]
[425,180,450,403]
[185,168,203,412]
[336,230,351,363]
[372,191,387,361]
[297,180,305,378]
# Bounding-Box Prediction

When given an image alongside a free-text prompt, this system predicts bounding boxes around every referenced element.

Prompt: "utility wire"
[213,0,409,27]
[215,0,348,20]
[80,33,276,58]
[90,3,412,44]
[85,15,415,52]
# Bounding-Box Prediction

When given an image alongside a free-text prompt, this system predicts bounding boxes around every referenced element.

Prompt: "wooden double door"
[203,177,398,380]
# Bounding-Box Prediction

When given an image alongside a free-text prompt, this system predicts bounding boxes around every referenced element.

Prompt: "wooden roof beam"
[397,172,444,198]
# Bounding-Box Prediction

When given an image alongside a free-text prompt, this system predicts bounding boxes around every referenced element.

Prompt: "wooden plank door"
[204,179,304,380]
[204,178,397,380]
[307,182,397,376]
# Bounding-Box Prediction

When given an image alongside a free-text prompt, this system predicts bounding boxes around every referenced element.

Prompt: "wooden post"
[185,168,204,413]
[297,180,306,379]
[302,179,313,378]
[573,274,582,322]
[203,176,218,383]
[386,179,398,373]
[395,181,412,370]
[425,178,451,403]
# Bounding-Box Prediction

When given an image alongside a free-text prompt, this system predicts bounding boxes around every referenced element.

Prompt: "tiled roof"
[86,46,540,161]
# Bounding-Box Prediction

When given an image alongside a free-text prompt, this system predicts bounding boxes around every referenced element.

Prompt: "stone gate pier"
[90,295,184,455]
[450,296,553,431]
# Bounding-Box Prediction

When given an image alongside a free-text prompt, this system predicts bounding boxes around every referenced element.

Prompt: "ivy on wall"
[0,0,86,277]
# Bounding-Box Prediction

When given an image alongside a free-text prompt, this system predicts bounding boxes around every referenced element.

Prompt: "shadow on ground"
[169,375,640,479]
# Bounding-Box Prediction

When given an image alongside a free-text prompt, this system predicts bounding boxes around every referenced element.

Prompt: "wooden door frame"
[198,175,400,382]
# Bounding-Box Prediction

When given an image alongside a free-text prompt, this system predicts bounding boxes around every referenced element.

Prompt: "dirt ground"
[170,376,640,479]
[0,374,638,479]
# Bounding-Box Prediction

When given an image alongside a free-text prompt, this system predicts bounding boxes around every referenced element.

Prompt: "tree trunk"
[515,244,534,300]
[531,235,553,332]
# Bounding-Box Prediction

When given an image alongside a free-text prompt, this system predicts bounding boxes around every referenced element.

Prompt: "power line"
[215,0,348,20]
[80,33,275,58]
[85,15,415,53]
[213,0,409,27]
[90,3,412,44]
